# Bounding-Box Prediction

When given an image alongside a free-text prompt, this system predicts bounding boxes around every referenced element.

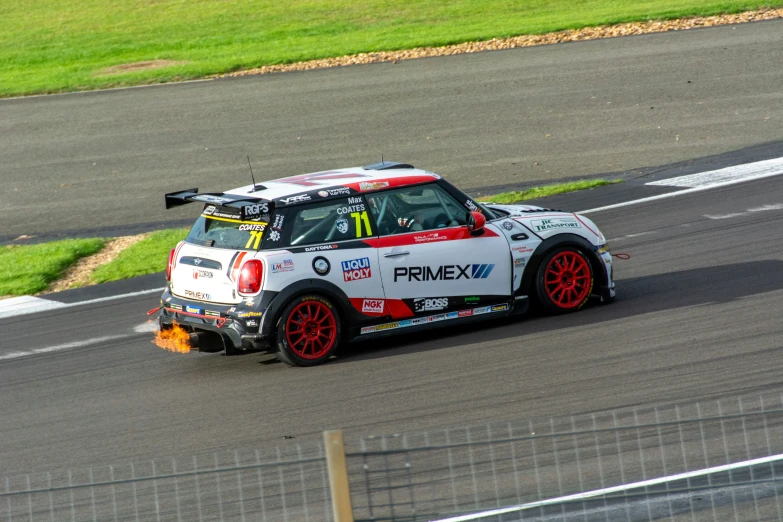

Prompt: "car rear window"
[185,205,268,250]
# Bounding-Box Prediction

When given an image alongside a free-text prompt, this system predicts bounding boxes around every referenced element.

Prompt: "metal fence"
[349,393,783,521]
[4,393,783,522]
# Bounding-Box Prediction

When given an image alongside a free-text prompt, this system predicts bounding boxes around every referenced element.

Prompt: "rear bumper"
[157,288,270,350]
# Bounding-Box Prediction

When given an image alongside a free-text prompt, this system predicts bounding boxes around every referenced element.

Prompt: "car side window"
[365,184,467,235]
[286,196,374,246]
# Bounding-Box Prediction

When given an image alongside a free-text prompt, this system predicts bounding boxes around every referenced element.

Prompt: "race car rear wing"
[165,188,273,221]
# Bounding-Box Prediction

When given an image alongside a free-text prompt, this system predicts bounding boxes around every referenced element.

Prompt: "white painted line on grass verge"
[431,452,783,521]
[0,288,164,320]
[580,157,783,214]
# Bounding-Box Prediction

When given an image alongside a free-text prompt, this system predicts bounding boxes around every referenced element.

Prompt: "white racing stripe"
[431,452,783,522]
[0,287,164,320]
[580,156,783,214]
[0,325,152,361]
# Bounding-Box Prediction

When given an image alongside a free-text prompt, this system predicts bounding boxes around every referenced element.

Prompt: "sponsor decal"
[268,230,281,242]
[411,317,429,325]
[192,269,214,279]
[361,325,376,334]
[198,195,233,204]
[271,214,285,230]
[336,218,349,234]
[465,199,479,212]
[514,295,529,300]
[359,181,389,191]
[473,306,492,315]
[184,290,211,301]
[446,311,459,319]
[228,307,236,312]
[429,314,446,323]
[514,258,527,267]
[318,187,351,197]
[165,296,172,302]
[271,259,295,273]
[458,309,473,317]
[170,304,183,311]
[244,297,255,306]
[492,304,510,312]
[362,299,384,314]
[205,310,220,317]
[413,297,448,312]
[277,171,370,187]
[464,296,480,303]
[342,257,372,281]
[207,209,242,220]
[203,205,216,216]
[337,203,365,215]
[185,305,202,314]
[597,245,609,253]
[414,232,448,243]
[245,319,258,327]
[394,264,495,282]
[194,258,202,265]
[503,221,514,230]
[238,311,263,318]
[375,322,398,331]
[530,217,580,232]
[398,319,412,327]
[279,194,311,205]
[305,244,338,252]
[512,246,534,254]
[239,224,266,231]
[244,202,270,217]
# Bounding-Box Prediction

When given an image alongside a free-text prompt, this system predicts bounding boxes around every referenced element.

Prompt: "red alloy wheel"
[543,251,591,309]
[284,301,337,360]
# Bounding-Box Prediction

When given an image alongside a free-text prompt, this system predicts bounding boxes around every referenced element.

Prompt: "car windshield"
[185,205,268,250]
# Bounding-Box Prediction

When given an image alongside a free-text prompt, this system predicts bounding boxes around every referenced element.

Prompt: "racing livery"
[151,161,615,366]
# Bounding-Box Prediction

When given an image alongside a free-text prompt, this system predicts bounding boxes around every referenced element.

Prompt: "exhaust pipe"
[189,331,226,353]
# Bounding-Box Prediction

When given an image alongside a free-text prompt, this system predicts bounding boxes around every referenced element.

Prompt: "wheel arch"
[260,279,358,339]
[515,233,607,299]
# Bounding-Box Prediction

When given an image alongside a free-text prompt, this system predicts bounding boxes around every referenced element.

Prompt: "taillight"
[166,248,176,281]
[238,259,264,294]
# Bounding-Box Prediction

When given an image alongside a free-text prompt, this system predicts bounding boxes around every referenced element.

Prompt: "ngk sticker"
[342,257,371,281]
[362,299,384,314]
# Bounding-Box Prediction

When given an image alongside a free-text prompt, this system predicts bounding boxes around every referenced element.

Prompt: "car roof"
[223,163,440,203]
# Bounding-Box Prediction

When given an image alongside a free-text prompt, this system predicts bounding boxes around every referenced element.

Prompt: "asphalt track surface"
[1,170,782,481]
[1,19,783,242]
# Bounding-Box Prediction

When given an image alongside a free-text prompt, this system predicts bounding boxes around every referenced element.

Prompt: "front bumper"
[598,249,616,301]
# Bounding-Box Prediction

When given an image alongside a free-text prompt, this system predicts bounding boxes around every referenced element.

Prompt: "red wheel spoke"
[285,300,338,359]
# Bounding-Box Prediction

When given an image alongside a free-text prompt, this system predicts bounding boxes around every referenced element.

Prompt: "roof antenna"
[247,155,261,192]
[381,153,384,165]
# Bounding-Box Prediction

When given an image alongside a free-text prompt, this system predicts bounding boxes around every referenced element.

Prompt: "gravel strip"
[218,8,783,78]
[41,234,148,294]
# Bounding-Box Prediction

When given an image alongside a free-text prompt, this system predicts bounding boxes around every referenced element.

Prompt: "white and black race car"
[153,161,615,366]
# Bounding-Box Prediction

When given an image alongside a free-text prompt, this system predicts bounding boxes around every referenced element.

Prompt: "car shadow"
[333,259,783,364]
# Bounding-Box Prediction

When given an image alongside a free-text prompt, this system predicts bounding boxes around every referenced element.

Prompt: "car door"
[369,183,512,318]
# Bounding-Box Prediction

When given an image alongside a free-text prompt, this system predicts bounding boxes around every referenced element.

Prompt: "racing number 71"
[245,230,263,249]
[350,211,372,238]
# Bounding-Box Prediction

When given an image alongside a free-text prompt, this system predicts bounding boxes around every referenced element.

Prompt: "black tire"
[275,295,342,367]
[535,246,594,315]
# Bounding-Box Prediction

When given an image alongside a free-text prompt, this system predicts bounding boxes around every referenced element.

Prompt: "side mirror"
[466,211,486,236]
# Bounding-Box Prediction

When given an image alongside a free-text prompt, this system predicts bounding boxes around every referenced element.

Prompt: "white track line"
[431,452,783,522]
[0,333,140,361]
[580,156,783,214]
[0,288,163,320]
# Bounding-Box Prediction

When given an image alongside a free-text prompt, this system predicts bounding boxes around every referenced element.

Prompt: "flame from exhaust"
[153,322,192,353]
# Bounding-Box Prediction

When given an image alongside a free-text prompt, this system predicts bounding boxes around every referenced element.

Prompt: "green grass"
[0,238,105,296]
[3,0,781,97]
[479,179,622,205]
[92,229,189,284]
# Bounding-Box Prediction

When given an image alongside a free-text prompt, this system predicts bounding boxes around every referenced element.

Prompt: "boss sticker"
[413,297,448,312]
